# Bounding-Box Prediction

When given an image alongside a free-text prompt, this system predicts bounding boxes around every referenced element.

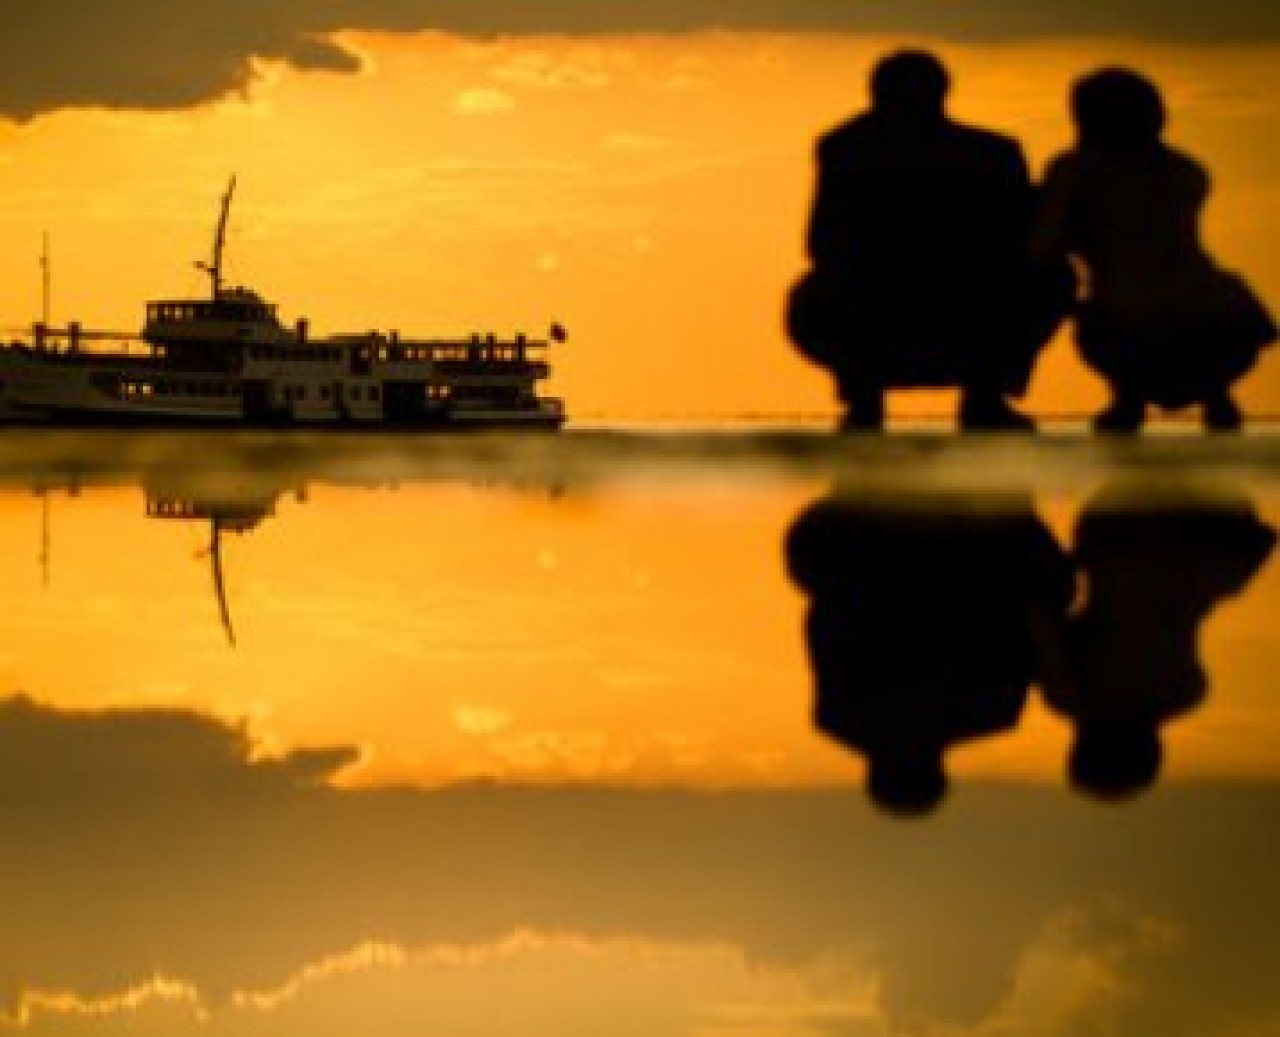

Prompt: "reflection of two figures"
[786,488,1275,814]
[789,52,1276,431]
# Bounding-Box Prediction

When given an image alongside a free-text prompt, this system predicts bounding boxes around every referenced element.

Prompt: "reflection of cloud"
[2,3,1278,119]
[454,87,517,116]
[3,976,206,1030]
[0,693,358,802]
[0,697,1277,1036]
[453,705,515,736]
[232,941,408,1013]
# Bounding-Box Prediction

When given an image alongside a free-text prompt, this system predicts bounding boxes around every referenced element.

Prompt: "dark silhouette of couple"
[789,51,1276,432]
[785,486,1274,816]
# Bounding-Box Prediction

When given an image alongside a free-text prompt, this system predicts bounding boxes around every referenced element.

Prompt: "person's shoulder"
[1042,148,1086,182]
[817,114,873,158]
[948,119,1025,158]
[1162,145,1211,188]
[1163,145,1207,172]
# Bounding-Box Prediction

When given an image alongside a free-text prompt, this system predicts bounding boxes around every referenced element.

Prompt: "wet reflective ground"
[0,428,1277,1035]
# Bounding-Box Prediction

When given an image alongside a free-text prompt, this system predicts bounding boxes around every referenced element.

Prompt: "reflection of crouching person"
[788,50,1072,431]
[1043,489,1275,800]
[786,493,1076,816]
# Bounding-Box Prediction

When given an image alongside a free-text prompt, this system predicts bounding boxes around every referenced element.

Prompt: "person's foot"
[1203,393,1244,432]
[840,389,885,432]
[959,393,1036,432]
[1093,395,1145,434]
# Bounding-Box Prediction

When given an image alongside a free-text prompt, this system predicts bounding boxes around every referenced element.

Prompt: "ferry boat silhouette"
[0,179,566,429]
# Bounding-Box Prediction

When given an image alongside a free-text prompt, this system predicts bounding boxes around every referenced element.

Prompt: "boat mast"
[40,232,51,326]
[198,175,237,301]
[209,518,236,648]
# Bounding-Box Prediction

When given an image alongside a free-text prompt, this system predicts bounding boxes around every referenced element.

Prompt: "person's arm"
[805,135,851,267]
[998,138,1037,252]
[1029,153,1079,263]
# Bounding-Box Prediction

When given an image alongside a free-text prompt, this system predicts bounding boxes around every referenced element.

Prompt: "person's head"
[1068,723,1163,801]
[1071,67,1166,150]
[867,747,948,817]
[870,50,950,121]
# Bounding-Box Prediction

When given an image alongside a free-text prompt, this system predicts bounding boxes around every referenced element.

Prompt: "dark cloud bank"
[1,695,1278,1034]
[0,1,1276,119]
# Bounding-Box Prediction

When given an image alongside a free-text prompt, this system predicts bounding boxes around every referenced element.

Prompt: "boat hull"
[0,402,565,431]
[0,349,565,431]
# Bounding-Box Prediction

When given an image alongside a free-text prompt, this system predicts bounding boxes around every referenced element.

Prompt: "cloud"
[0,1,1277,119]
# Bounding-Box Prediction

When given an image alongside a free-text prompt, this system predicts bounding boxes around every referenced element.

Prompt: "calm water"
[1,428,1277,1035]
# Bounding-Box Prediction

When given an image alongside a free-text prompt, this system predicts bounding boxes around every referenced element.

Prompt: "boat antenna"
[196,175,237,301]
[40,231,51,326]
[36,486,51,588]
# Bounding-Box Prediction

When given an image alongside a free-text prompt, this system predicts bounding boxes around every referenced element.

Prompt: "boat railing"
[3,323,155,357]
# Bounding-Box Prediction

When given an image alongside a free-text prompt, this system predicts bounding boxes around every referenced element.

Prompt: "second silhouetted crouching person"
[1035,68,1276,431]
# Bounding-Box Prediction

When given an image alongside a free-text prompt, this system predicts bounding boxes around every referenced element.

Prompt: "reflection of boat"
[145,486,283,648]
[0,179,566,429]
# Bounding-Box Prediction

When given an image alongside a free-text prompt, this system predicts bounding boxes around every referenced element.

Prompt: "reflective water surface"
[1,430,1277,1035]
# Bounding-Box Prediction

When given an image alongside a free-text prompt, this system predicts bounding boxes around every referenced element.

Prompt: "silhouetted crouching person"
[1035,68,1276,432]
[1043,487,1275,800]
[788,50,1072,431]
[786,492,1075,815]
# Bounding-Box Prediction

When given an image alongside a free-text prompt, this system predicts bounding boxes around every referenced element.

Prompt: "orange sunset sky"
[0,5,1277,420]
